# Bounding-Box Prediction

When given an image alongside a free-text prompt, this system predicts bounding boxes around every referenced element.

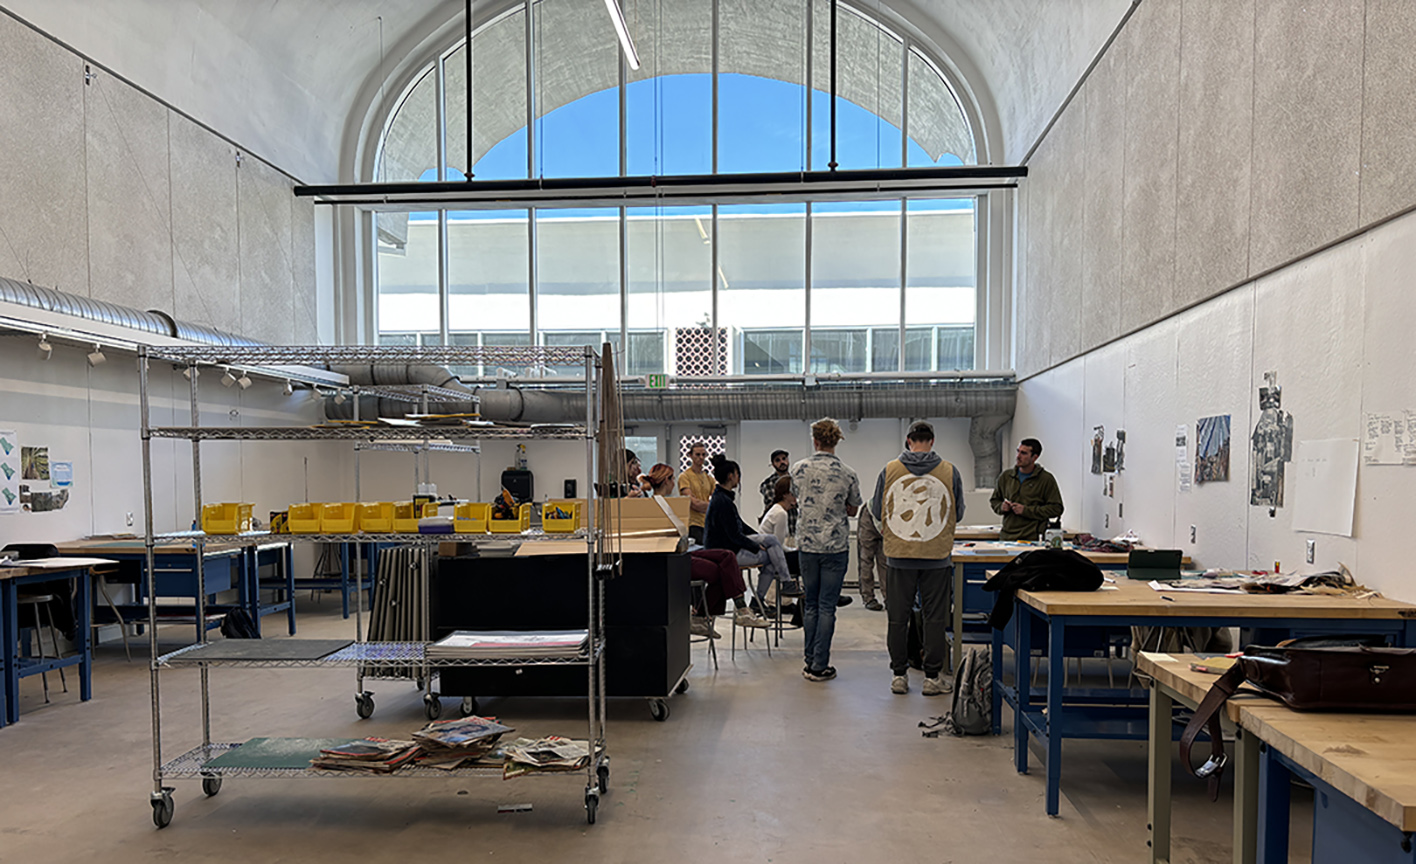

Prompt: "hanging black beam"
[828,0,838,171]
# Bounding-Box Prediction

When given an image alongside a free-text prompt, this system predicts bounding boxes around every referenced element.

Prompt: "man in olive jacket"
[990,438,1064,541]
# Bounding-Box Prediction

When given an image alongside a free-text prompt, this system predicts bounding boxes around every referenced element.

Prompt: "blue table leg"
[990,625,1004,735]
[1046,615,1065,817]
[1256,744,1291,863]
[78,570,92,703]
[1014,603,1032,774]
[284,544,297,635]
[242,547,262,637]
[2,579,16,724]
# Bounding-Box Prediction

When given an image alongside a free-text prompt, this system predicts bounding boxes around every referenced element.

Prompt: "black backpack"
[220,607,260,639]
[943,647,992,736]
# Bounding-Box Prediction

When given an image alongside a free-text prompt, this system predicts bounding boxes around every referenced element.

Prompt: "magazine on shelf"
[411,716,514,750]
[426,629,590,659]
[310,738,421,773]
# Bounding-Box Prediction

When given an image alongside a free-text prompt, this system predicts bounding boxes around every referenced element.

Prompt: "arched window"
[372,0,982,377]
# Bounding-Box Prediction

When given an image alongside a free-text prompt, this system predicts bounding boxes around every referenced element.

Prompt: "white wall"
[1014,208,1416,602]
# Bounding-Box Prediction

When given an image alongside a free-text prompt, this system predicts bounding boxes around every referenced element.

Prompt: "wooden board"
[517,537,680,557]
[55,538,248,555]
[1017,575,1416,619]
[0,557,119,581]
[1139,652,1416,831]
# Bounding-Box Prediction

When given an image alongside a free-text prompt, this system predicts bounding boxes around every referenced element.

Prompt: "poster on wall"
[1291,438,1359,536]
[1250,372,1294,508]
[1362,410,1416,465]
[1195,415,1231,484]
[1114,430,1126,472]
[0,429,18,514]
[21,445,49,480]
[1091,426,1104,475]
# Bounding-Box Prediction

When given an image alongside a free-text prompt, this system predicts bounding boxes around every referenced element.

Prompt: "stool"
[688,580,718,671]
[17,593,68,704]
[731,565,771,660]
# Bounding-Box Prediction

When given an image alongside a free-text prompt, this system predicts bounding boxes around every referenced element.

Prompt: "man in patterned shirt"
[758,449,796,538]
[790,418,862,682]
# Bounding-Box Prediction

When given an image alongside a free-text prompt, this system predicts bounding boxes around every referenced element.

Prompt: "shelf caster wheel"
[355,692,374,719]
[675,678,689,695]
[597,764,609,794]
[201,775,222,797]
[585,792,598,825]
[424,693,443,721]
[460,696,479,717]
[649,698,669,722]
[151,791,174,829]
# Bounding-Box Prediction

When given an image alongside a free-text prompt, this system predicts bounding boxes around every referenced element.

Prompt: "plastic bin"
[393,501,439,533]
[453,502,490,534]
[541,499,582,533]
[202,502,253,535]
[355,502,395,533]
[288,502,321,534]
[488,502,532,534]
[321,503,357,534]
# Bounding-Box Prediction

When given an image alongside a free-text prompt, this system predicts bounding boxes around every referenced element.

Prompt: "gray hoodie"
[871,449,965,568]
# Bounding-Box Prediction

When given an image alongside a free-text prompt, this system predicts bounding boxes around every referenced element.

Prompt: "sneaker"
[689,617,721,639]
[803,666,837,682]
[863,599,884,612]
[733,607,771,629]
[779,580,805,597]
[891,674,909,694]
[836,596,853,608]
[922,676,952,696]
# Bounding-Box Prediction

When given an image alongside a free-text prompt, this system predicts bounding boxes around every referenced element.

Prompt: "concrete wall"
[1013,0,1416,601]
[0,10,320,344]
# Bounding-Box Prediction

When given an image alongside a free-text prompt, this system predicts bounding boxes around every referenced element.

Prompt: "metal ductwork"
[0,276,262,346]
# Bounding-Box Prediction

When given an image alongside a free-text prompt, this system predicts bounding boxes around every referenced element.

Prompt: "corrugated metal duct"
[0,276,262,346]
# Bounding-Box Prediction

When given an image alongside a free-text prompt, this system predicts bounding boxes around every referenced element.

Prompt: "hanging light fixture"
[36,333,52,360]
[282,380,294,396]
[87,344,106,366]
[182,365,199,381]
[236,370,253,390]
[221,367,237,387]
[602,0,640,70]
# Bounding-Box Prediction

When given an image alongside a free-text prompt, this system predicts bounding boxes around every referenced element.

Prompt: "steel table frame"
[1,564,94,724]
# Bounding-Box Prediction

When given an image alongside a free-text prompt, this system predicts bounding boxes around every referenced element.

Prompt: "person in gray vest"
[870,421,965,696]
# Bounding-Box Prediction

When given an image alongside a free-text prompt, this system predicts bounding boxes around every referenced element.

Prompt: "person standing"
[989,438,1064,541]
[872,421,964,696]
[856,505,887,611]
[757,449,796,538]
[677,442,715,544]
[791,418,862,683]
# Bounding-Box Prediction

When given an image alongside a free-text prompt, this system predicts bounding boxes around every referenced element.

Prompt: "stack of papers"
[310,738,420,773]
[412,717,514,770]
[427,630,589,660]
[503,736,590,779]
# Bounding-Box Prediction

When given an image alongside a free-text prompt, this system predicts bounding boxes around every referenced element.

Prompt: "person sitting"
[643,462,767,634]
[704,454,799,615]
[758,475,805,626]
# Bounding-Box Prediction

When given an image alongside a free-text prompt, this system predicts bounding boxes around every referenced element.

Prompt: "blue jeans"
[799,550,848,672]
[735,534,791,601]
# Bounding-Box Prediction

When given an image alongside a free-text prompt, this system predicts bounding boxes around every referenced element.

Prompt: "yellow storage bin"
[489,502,531,534]
[202,502,253,535]
[542,499,582,533]
[453,502,490,534]
[393,501,439,533]
[288,502,322,534]
[321,503,357,534]
[356,502,395,533]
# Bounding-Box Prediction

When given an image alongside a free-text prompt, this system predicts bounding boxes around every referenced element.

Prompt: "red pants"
[690,548,746,616]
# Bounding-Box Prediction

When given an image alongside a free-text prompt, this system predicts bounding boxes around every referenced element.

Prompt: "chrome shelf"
[158,640,605,669]
[151,529,588,544]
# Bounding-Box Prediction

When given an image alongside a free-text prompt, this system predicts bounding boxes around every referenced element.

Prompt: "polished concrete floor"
[0,595,1311,863]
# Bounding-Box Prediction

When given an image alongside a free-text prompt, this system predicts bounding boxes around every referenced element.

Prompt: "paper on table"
[1148,579,1244,594]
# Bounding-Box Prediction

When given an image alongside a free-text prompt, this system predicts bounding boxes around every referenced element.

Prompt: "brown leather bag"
[1178,636,1416,800]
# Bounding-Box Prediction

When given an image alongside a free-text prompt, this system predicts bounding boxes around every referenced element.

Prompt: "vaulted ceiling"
[0,0,1131,182]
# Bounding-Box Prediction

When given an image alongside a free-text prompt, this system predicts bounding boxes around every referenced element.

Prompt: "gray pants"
[885,564,952,678]
[856,509,887,603]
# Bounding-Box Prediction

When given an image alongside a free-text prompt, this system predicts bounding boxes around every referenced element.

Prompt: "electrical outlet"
[1306,539,1315,564]
[1190,525,1197,543]
[126,511,134,527]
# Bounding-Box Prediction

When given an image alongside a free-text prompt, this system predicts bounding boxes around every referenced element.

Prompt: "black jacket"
[704,487,760,554]
[982,548,1104,629]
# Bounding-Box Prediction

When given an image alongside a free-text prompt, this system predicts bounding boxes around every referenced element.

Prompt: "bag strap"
[1178,663,1246,801]
[651,494,687,537]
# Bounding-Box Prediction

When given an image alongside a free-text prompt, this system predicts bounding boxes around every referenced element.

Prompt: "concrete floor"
[0,596,1311,863]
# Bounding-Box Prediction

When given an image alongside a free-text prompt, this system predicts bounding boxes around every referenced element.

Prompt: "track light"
[87,344,106,366]
[602,0,640,70]
[36,333,52,360]
[182,366,199,381]
[221,368,237,387]
[237,371,252,390]
[333,391,346,405]
[283,380,294,396]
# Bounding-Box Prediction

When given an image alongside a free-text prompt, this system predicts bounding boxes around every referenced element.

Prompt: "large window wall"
[373,0,983,376]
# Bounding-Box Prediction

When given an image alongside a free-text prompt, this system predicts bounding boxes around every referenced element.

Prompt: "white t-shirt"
[758,503,791,545]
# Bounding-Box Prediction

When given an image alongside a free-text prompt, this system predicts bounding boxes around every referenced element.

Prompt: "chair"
[16,593,68,704]
[730,564,771,660]
[688,579,718,671]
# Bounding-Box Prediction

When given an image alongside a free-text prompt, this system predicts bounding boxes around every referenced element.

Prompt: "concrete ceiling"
[0,0,1132,182]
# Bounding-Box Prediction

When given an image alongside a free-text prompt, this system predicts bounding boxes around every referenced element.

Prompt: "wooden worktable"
[55,537,251,555]
[1019,577,1416,621]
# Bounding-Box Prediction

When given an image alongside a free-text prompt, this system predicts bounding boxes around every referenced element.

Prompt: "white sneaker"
[922,676,952,696]
[733,607,771,629]
[891,675,909,694]
[690,617,721,639]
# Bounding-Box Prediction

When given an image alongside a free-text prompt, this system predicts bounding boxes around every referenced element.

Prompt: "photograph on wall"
[27,488,69,513]
[1250,372,1294,507]
[0,428,18,514]
[1195,415,1231,484]
[1114,430,1126,472]
[21,445,49,481]
[1091,426,1104,474]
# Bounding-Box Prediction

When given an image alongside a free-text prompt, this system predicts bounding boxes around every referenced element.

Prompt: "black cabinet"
[433,551,690,700]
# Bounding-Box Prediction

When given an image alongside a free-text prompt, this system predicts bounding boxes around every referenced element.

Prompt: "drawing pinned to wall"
[21,446,49,481]
[1362,409,1416,465]
[1195,415,1231,484]
[1114,430,1126,472]
[0,429,18,515]
[1091,426,1104,475]
[1250,372,1294,507]
[27,488,69,513]
[1102,472,1116,498]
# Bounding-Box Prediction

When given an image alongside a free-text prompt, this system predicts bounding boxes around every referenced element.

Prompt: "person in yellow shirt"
[677,442,716,544]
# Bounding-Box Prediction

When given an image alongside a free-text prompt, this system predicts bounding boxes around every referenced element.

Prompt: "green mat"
[204,738,358,770]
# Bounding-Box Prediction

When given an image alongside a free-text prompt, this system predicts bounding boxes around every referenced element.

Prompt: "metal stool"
[688,579,718,671]
[730,566,771,660]
[17,593,68,703]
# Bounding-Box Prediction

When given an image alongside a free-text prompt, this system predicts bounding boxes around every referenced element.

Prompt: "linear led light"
[603,0,640,71]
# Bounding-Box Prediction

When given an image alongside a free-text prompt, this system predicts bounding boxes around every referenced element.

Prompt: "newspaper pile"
[426,630,590,660]
[310,738,421,773]
[1150,563,1378,597]
[412,716,515,770]
[503,736,591,780]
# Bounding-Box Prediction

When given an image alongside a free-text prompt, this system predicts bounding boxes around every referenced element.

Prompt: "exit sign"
[644,373,668,389]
